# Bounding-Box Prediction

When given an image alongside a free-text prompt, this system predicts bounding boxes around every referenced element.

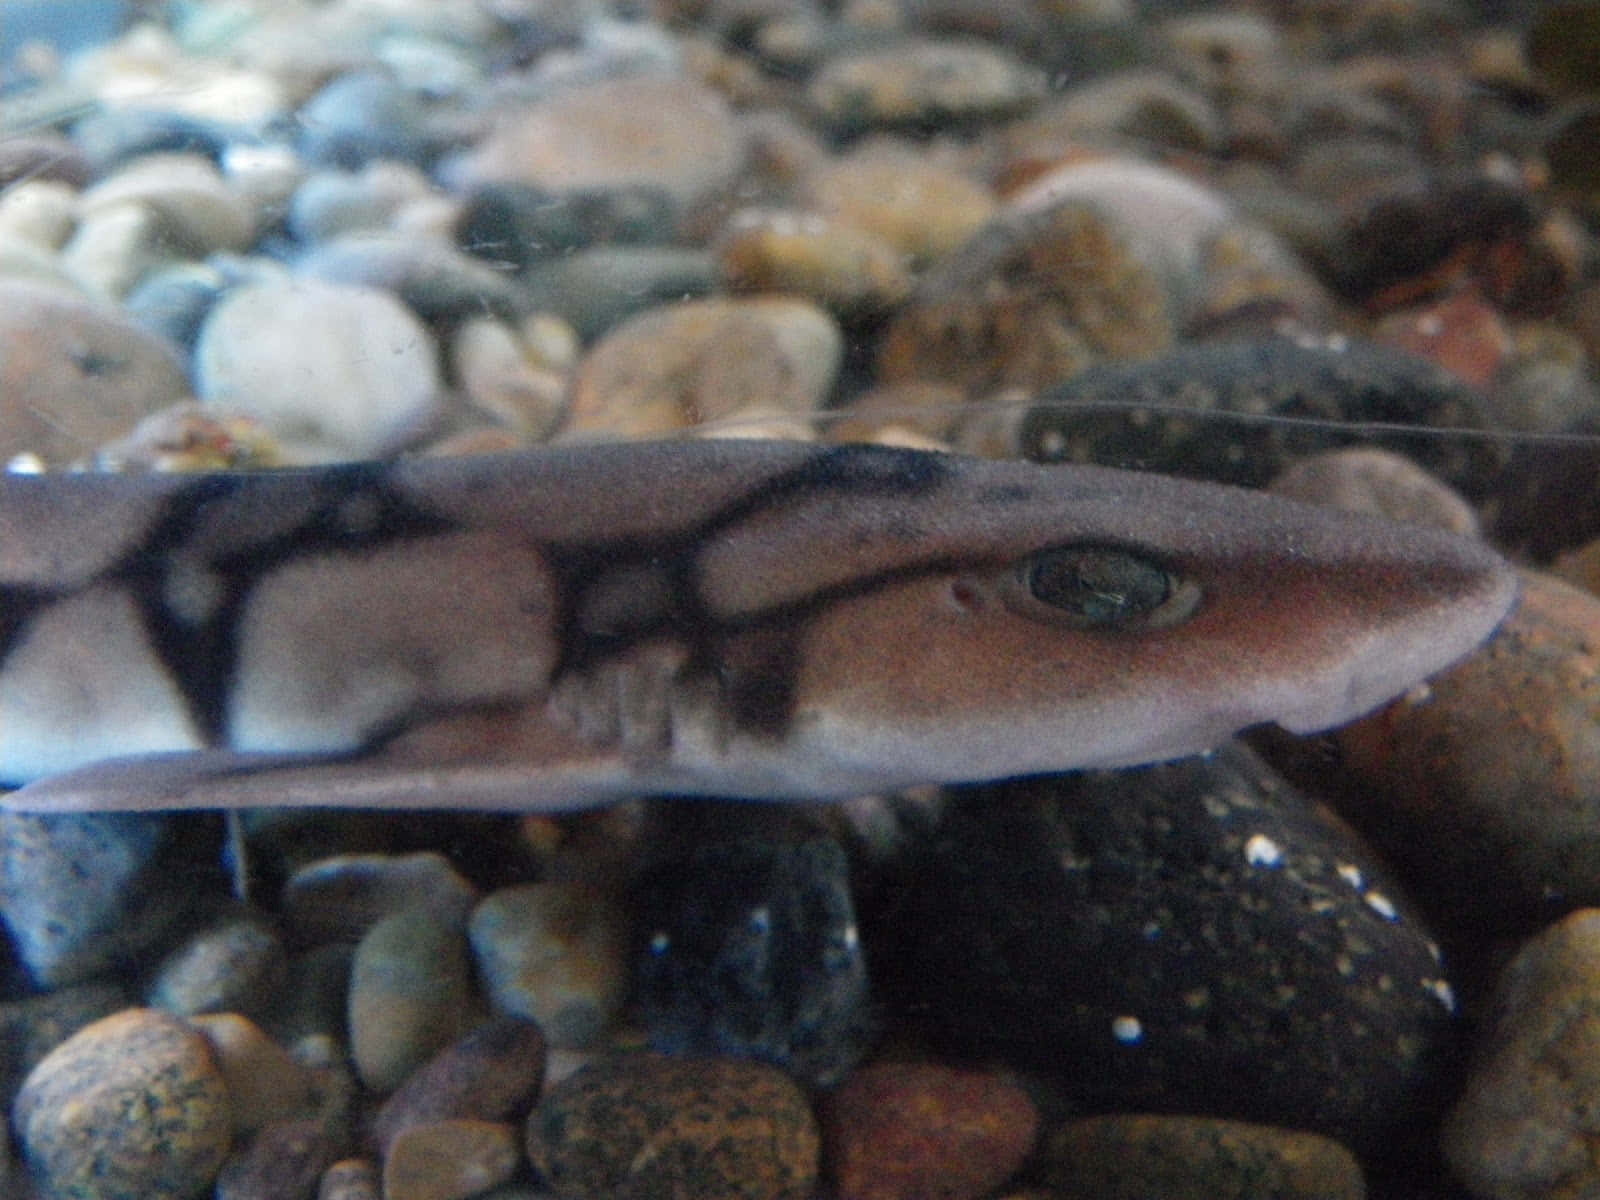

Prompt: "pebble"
[76,151,255,256]
[872,742,1459,1156]
[281,852,479,948]
[454,182,679,272]
[716,208,912,318]
[383,1119,521,1200]
[527,1052,819,1200]
[1038,1114,1366,1200]
[1268,446,1481,536]
[288,163,434,243]
[0,179,77,250]
[215,1117,343,1200]
[121,262,227,349]
[449,317,569,441]
[1371,288,1513,390]
[636,808,872,1086]
[1442,908,1600,1200]
[521,245,718,340]
[1334,569,1600,937]
[188,1011,320,1133]
[348,907,478,1093]
[296,71,450,170]
[295,233,529,326]
[820,1061,1038,1200]
[319,1159,381,1200]
[801,146,996,266]
[450,76,746,209]
[468,882,628,1049]
[807,37,1046,131]
[878,199,1173,394]
[0,811,218,988]
[369,1015,547,1155]
[144,904,288,1018]
[568,296,841,438]
[0,278,191,465]
[1015,335,1503,495]
[193,278,444,462]
[13,1007,233,1200]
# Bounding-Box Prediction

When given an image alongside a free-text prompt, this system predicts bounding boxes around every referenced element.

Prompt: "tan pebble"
[1552,539,1600,597]
[383,1119,521,1200]
[59,202,167,299]
[190,1012,319,1133]
[89,403,285,472]
[568,297,840,438]
[829,380,970,445]
[804,146,996,265]
[1039,1114,1364,1199]
[716,209,911,316]
[0,278,189,465]
[349,908,477,1093]
[13,1007,233,1200]
[468,883,629,1049]
[1372,290,1512,390]
[449,317,569,440]
[807,38,1045,129]
[1442,909,1600,1200]
[319,1158,381,1200]
[454,76,745,207]
[1269,447,1480,536]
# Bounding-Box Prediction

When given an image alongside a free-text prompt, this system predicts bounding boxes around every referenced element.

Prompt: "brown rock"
[1372,289,1512,389]
[527,1052,819,1200]
[1335,569,1600,933]
[318,1158,381,1200]
[803,148,995,267]
[821,1061,1038,1200]
[0,279,190,465]
[215,1118,343,1200]
[13,1007,233,1200]
[382,1119,520,1200]
[189,1012,320,1134]
[568,297,840,438]
[878,201,1172,394]
[1442,909,1600,1200]
[369,1016,546,1155]
[1268,447,1480,536]
[1039,1114,1365,1200]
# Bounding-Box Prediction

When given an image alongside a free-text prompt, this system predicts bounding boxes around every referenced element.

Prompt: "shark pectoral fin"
[0,708,641,813]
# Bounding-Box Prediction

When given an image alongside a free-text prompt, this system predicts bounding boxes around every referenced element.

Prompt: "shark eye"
[1015,544,1201,630]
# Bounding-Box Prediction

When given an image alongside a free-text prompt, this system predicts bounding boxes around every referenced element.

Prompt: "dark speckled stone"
[871,742,1460,1157]
[527,1051,819,1200]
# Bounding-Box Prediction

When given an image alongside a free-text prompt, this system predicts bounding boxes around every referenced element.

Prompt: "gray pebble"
[521,245,717,340]
[296,232,528,325]
[0,811,216,988]
[281,852,479,947]
[194,277,443,462]
[145,904,288,1019]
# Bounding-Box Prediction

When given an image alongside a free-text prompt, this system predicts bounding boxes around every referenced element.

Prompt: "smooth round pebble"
[383,1119,520,1200]
[281,852,479,947]
[369,1015,547,1155]
[454,182,679,271]
[145,904,288,1018]
[0,981,128,1103]
[0,279,190,464]
[521,245,718,340]
[821,1061,1038,1200]
[296,72,447,169]
[0,179,78,250]
[14,1007,233,1200]
[468,882,628,1048]
[1336,569,1600,936]
[348,907,477,1093]
[289,163,434,243]
[188,1011,320,1133]
[527,1052,819,1200]
[77,152,255,255]
[452,76,745,208]
[807,37,1045,130]
[295,233,528,325]
[319,1159,382,1200]
[1443,908,1600,1200]
[1268,446,1481,535]
[1038,1114,1365,1200]
[194,278,443,462]
[569,296,840,438]
[802,148,996,266]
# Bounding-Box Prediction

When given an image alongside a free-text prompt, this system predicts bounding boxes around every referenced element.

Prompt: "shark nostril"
[948,578,985,612]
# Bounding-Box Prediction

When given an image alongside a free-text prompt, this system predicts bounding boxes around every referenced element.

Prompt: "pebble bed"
[1,1,1599,1198]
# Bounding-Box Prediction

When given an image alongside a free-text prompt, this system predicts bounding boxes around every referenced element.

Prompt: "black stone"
[869,744,1461,1158]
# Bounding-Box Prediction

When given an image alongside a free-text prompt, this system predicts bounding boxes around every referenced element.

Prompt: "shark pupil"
[1028,546,1174,626]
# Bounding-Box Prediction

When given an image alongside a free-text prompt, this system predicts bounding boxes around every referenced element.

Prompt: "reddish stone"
[1372,289,1511,389]
[821,1061,1038,1200]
